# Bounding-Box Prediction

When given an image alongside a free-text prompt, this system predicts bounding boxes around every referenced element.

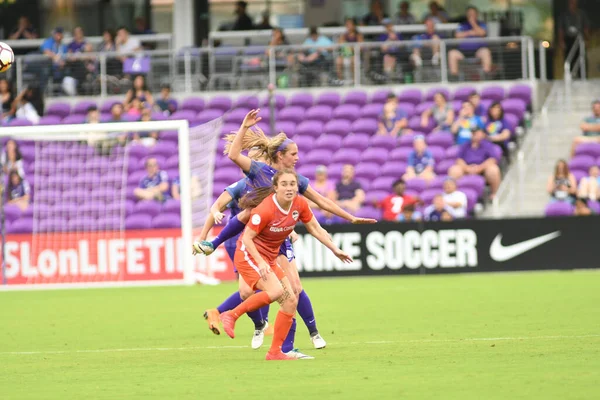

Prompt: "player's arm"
[197,191,234,242]
[303,185,376,224]
[304,217,352,263]
[241,228,270,279]
[228,109,262,173]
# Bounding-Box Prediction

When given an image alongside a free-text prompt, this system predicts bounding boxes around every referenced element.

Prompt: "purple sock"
[211,215,246,249]
[281,318,296,353]
[297,290,318,336]
[216,292,264,329]
[260,304,270,322]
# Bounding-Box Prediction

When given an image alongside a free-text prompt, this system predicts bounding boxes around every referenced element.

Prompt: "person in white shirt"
[116,26,141,56]
[442,178,468,218]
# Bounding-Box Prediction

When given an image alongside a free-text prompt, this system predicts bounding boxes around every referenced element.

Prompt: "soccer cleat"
[265,351,297,361]
[193,240,215,256]
[251,322,269,350]
[311,333,327,349]
[284,348,314,359]
[203,309,221,335]
[220,311,236,338]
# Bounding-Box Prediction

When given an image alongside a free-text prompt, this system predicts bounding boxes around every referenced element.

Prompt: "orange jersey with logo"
[242,194,313,263]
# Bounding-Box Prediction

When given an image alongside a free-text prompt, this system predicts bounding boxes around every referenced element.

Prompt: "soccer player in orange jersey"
[219,169,353,361]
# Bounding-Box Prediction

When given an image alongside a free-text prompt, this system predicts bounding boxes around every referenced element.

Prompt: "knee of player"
[285,293,298,309]
[268,286,284,301]
[239,287,253,300]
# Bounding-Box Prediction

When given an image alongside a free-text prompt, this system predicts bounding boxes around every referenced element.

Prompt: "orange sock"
[269,310,294,353]
[231,291,271,320]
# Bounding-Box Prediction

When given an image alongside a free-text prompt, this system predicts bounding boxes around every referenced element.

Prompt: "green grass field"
[1,271,599,400]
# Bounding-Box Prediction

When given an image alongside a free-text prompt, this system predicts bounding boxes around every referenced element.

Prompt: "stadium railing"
[563,34,586,82]
[3,33,173,52]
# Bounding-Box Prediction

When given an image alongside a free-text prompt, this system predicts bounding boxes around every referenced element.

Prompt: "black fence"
[294,216,600,277]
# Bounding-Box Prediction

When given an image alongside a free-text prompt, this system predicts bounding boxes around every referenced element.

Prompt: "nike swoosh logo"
[489,231,561,262]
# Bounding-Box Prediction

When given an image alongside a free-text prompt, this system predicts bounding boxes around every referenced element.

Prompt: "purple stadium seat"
[415,101,434,115]
[62,114,86,124]
[207,96,232,111]
[100,99,121,113]
[4,204,21,223]
[435,159,456,175]
[361,148,389,164]
[306,149,334,164]
[325,119,352,137]
[46,102,71,119]
[569,155,595,171]
[72,100,98,115]
[504,114,519,133]
[127,169,148,186]
[406,178,427,193]
[398,102,416,118]
[572,169,587,183]
[481,85,505,102]
[457,175,486,195]
[389,147,412,162]
[37,217,67,232]
[296,164,318,180]
[224,108,250,124]
[428,176,447,190]
[398,88,422,105]
[296,120,324,139]
[380,161,407,178]
[371,176,396,191]
[588,200,600,214]
[398,133,416,147]
[508,84,532,106]
[343,90,368,107]
[420,189,440,205]
[544,201,574,217]
[9,118,33,126]
[98,217,122,231]
[445,145,460,160]
[150,112,167,121]
[501,98,526,121]
[452,86,477,102]
[121,114,139,122]
[292,135,315,150]
[426,131,454,149]
[332,148,361,165]
[428,146,445,161]
[369,135,398,150]
[360,103,383,119]
[333,104,361,122]
[371,89,392,104]
[316,92,341,108]
[306,105,333,123]
[128,144,150,160]
[125,214,152,229]
[180,97,205,114]
[170,110,196,121]
[196,109,223,124]
[327,163,345,180]
[356,206,381,220]
[152,213,181,228]
[260,94,286,110]
[351,118,378,135]
[365,190,390,204]
[150,141,178,158]
[409,115,435,133]
[451,100,463,114]
[315,135,342,152]
[356,178,372,192]
[278,106,306,124]
[234,95,260,110]
[342,133,370,150]
[289,93,313,109]
[574,143,600,158]
[213,166,241,182]
[425,87,450,102]
[38,115,62,125]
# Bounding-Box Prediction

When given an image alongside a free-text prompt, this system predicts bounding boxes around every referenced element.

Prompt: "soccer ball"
[0,42,15,73]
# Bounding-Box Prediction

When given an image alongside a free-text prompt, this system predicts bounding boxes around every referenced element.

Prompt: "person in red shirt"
[377,179,418,221]
[220,169,352,361]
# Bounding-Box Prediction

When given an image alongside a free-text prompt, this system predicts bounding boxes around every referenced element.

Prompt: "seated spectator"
[65,26,94,95]
[67,26,92,54]
[451,101,484,145]
[11,86,43,124]
[422,91,454,131]
[469,91,485,117]
[116,26,142,59]
[133,16,155,35]
[308,165,335,220]
[109,103,124,122]
[171,176,180,200]
[441,210,453,221]
[404,135,436,181]
[297,27,334,86]
[256,11,273,30]
[1,139,25,177]
[442,178,467,219]
[155,84,177,116]
[448,6,492,79]
[424,194,455,221]
[449,128,501,199]
[134,158,170,201]
[0,79,15,122]
[378,93,409,136]
[124,75,154,111]
[577,165,599,201]
[423,1,449,24]
[83,106,104,147]
[134,108,159,146]
[547,159,577,203]
[574,198,593,216]
[9,16,38,40]
[485,101,512,158]
[410,18,441,68]
[397,203,422,222]
[363,0,388,26]
[127,98,143,118]
[571,100,600,157]
[334,164,365,213]
[379,19,402,78]
[376,179,418,222]
[97,29,116,52]
[395,1,416,25]
[336,18,363,81]
[6,170,30,211]
[86,106,100,124]
[266,27,294,71]
[39,27,68,91]
[233,1,254,31]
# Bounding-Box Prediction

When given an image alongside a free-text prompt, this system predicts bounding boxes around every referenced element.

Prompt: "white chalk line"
[1,334,599,356]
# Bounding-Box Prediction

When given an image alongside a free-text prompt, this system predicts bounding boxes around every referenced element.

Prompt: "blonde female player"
[220,169,352,360]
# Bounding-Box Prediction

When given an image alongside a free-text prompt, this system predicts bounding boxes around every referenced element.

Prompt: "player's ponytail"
[223,126,270,158]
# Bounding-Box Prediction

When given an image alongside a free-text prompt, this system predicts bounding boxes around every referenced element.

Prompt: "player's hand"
[289,231,299,244]
[242,109,262,129]
[258,261,272,280]
[350,216,378,224]
[192,244,199,256]
[213,211,226,224]
[334,249,353,264]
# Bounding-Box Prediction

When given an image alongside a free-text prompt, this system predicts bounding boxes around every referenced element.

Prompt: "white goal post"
[0,119,220,289]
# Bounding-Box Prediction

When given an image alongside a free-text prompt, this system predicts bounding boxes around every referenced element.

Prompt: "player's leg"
[194,209,251,255]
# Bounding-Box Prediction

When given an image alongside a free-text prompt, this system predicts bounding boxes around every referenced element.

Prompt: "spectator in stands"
[171,177,181,200]
[65,27,94,95]
[468,91,486,117]
[570,100,600,156]
[448,6,492,79]
[297,27,334,86]
[404,135,436,181]
[0,79,14,122]
[449,127,501,199]
[11,85,43,124]
[134,158,170,202]
[376,179,417,222]
[363,0,388,26]
[410,18,441,68]
[155,84,177,116]
[442,178,467,219]
[6,170,30,211]
[423,1,449,24]
[485,102,512,159]
[116,26,142,56]
[424,194,454,221]
[133,17,155,35]
[334,164,365,213]
[233,1,254,31]
[124,75,154,110]
[266,27,293,68]
[559,0,589,66]
[40,27,68,91]
[547,159,577,203]
[421,91,454,131]
[97,29,116,52]
[577,165,599,201]
[574,198,593,216]
[395,1,416,25]
[9,16,38,40]
[109,103,124,123]
[127,98,143,118]
[86,106,100,124]
[67,26,92,54]
[397,203,422,222]
[1,139,24,177]
[308,165,335,220]
[451,101,484,145]
[377,93,409,136]
[134,108,159,146]
[336,18,363,81]
[256,11,273,30]
[379,19,402,78]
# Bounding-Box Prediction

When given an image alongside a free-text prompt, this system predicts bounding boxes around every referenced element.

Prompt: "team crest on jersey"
[251,214,261,225]
[292,210,299,221]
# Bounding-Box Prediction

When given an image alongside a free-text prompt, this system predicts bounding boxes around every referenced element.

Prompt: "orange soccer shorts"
[234,248,285,290]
